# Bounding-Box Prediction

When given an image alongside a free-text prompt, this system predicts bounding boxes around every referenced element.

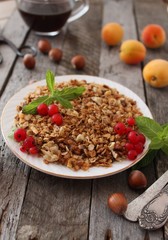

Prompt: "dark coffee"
[18,2,73,32]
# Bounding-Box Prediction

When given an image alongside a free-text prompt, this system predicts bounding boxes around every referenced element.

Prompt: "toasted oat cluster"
[15,79,142,171]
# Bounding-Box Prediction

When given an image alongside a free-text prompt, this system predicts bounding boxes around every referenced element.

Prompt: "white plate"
[1,75,153,179]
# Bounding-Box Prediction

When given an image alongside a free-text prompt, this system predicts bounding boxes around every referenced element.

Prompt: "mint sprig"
[133,116,168,169]
[22,70,85,114]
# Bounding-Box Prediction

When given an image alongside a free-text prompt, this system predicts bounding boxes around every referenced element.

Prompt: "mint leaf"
[54,86,85,100]
[162,125,168,138]
[46,70,55,95]
[132,149,158,170]
[161,142,168,155]
[162,123,168,129]
[136,116,163,139]
[22,96,53,114]
[8,126,16,139]
[22,70,85,113]
[55,95,73,109]
[149,137,164,149]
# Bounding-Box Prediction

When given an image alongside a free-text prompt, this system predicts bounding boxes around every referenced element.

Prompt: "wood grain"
[89,0,164,239]
[0,0,167,239]
[0,10,29,95]
[14,1,103,240]
[134,0,168,238]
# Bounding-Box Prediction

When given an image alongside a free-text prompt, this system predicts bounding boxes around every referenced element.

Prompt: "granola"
[14,79,143,171]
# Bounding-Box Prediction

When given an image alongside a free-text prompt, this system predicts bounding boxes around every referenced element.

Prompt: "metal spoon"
[0,35,37,63]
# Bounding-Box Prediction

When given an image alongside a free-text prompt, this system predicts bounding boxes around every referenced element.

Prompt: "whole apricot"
[101,22,124,46]
[141,24,166,49]
[120,40,146,64]
[143,59,168,88]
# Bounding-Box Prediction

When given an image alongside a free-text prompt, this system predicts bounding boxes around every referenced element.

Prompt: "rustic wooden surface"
[0,0,168,239]
[0,0,15,30]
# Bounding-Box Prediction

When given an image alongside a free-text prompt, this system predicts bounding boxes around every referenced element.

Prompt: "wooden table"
[0,0,15,30]
[0,0,168,239]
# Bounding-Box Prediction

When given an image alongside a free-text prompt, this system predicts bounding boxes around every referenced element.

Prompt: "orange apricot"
[141,24,166,49]
[143,59,168,88]
[101,22,124,46]
[119,40,146,65]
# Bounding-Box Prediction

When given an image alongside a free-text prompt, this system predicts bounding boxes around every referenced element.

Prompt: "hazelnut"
[38,39,51,54]
[108,192,128,215]
[71,55,86,70]
[128,170,147,189]
[48,48,63,63]
[23,54,36,69]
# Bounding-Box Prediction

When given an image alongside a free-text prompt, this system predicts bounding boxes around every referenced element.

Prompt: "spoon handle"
[139,184,168,230]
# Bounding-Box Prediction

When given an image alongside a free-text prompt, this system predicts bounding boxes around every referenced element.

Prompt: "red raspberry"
[37,103,48,116]
[51,113,63,126]
[128,131,139,144]
[127,117,135,126]
[20,146,27,152]
[114,122,126,135]
[127,150,138,160]
[29,146,39,155]
[125,127,133,134]
[134,142,144,154]
[125,143,134,151]
[22,136,35,149]
[137,133,146,144]
[48,104,59,116]
[14,128,27,142]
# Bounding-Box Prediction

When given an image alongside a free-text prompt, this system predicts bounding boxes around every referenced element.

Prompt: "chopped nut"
[14,79,142,170]
[76,134,85,142]
[88,144,95,151]
[91,97,102,105]
[30,126,39,135]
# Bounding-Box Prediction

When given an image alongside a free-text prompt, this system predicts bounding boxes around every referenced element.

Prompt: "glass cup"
[15,0,89,36]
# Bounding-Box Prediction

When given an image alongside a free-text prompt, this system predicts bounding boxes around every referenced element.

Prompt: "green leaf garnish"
[161,142,168,155]
[22,95,54,114]
[46,70,55,95]
[136,116,163,139]
[54,95,73,109]
[54,86,85,101]
[22,70,85,114]
[8,126,16,139]
[134,116,168,169]
[149,136,164,149]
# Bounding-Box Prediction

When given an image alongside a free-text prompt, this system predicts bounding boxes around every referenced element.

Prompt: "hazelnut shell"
[48,48,63,62]
[38,39,51,54]
[23,54,36,69]
[108,192,128,215]
[71,55,86,70]
[128,170,147,189]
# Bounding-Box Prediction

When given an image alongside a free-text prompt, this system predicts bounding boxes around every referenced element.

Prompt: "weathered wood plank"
[0,10,32,240]
[134,0,168,238]
[0,7,67,240]
[89,0,163,239]
[0,152,30,240]
[0,1,15,20]
[56,0,102,77]
[17,172,92,240]
[15,1,103,240]
[0,10,29,94]
[0,0,167,239]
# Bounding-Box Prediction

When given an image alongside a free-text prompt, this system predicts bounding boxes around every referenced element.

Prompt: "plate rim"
[1,75,153,179]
